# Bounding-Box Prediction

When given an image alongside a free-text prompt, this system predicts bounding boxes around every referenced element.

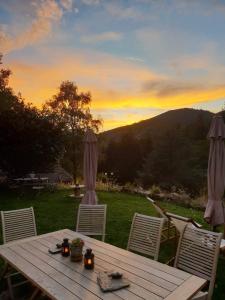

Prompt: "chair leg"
[6,276,15,300]
[102,234,105,242]
[167,220,171,239]
[1,263,29,300]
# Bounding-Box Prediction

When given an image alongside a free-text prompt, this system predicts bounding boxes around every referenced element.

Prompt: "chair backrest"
[127,213,164,260]
[174,225,222,300]
[166,212,201,234]
[146,197,167,219]
[1,207,37,244]
[76,204,107,241]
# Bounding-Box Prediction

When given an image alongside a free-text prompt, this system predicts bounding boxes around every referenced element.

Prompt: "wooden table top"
[0,229,206,300]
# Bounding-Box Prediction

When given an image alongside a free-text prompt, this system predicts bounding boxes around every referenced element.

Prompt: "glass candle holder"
[84,248,94,269]
[62,238,70,257]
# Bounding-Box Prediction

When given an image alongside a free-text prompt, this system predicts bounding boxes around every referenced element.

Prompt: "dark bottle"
[84,248,94,269]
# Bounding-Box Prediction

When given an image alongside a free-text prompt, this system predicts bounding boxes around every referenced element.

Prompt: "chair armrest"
[166,212,191,222]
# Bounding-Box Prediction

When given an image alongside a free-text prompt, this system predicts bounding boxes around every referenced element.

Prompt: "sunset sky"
[1,0,225,130]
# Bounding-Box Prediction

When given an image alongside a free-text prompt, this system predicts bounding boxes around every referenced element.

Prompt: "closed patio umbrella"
[204,115,225,228]
[82,129,98,205]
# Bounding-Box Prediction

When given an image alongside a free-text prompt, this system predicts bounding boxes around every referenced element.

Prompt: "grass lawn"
[0,188,224,299]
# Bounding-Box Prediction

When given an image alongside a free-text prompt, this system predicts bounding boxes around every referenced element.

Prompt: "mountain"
[99,108,214,143]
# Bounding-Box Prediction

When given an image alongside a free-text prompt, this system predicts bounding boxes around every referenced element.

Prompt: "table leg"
[0,263,15,300]
[0,262,9,281]
[7,276,15,300]
[29,287,40,300]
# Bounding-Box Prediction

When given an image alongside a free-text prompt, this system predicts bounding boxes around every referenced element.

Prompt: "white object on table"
[0,229,206,300]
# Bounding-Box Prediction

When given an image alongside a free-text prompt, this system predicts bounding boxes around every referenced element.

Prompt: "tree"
[0,54,63,177]
[43,81,102,182]
[139,124,208,194]
[0,53,11,91]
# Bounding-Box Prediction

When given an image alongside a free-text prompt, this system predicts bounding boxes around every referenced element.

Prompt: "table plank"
[164,276,206,300]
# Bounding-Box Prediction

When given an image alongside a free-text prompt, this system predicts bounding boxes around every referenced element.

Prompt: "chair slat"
[1,207,37,244]
[127,213,164,261]
[76,204,107,241]
[174,225,222,300]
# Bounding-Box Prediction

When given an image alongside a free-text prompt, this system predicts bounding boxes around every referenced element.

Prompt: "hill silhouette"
[100,108,213,142]
[99,108,215,194]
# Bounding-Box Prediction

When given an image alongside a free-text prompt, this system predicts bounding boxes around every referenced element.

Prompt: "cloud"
[105,2,142,19]
[126,56,144,63]
[60,0,73,10]
[0,0,73,53]
[170,55,210,72]
[6,47,159,107]
[135,0,225,14]
[81,31,123,43]
[142,79,206,97]
[7,45,225,116]
[141,78,225,109]
[81,0,101,5]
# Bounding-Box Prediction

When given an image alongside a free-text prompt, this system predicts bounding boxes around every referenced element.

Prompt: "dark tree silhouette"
[101,133,152,184]
[0,54,63,177]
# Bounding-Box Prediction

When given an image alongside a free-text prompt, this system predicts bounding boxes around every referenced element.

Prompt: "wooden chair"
[127,213,164,261]
[166,212,202,234]
[1,207,37,244]
[174,225,222,300]
[76,204,107,241]
[165,212,203,265]
[1,207,37,299]
[166,212,225,254]
[146,197,176,242]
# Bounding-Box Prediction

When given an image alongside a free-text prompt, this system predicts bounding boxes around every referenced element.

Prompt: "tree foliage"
[43,81,102,182]
[99,133,153,184]
[0,55,63,177]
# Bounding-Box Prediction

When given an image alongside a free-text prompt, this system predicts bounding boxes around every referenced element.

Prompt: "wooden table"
[0,229,206,300]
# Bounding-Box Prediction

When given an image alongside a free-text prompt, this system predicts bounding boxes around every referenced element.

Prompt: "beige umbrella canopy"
[82,129,98,205]
[204,115,225,227]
